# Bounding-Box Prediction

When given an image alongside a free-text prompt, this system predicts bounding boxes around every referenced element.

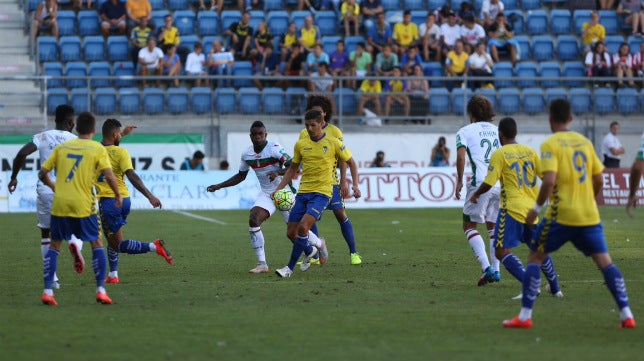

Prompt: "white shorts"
[37,192,54,229]
[255,192,289,223]
[463,184,500,224]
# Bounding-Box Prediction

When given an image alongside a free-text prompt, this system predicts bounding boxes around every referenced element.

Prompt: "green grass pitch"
[1,207,643,361]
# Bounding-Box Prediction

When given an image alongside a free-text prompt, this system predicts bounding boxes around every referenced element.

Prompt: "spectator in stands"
[126,0,153,33]
[240,0,265,12]
[33,0,58,39]
[162,45,181,87]
[585,41,612,86]
[437,5,454,25]
[367,12,393,58]
[445,39,469,91]
[358,74,382,116]
[582,11,606,56]
[420,13,440,62]
[99,0,126,38]
[618,0,644,36]
[349,42,373,89]
[375,44,399,76]
[468,42,494,90]
[371,151,391,167]
[599,0,615,10]
[73,0,92,12]
[185,42,208,87]
[279,22,300,62]
[361,0,383,31]
[430,136,450,167]
[480,0,504,29]
[393,10,420,59]
[460,13,486,54]
[613,43,636,87]
[253,22,273,73]
[199,0,222,12]
[253,50,281,90]
[157,14,179,52]
[487,12,519,64]
[458,2,474,23]
[207,39,235,87]
[329,39,350,77]
[384,67,410,122]
[633,42,644,77]
[299,16,322,53]
[602,122,625,168]
[306,44,331,74]
[439,11,460,59]
[309,62,335,94]
[341,0,360,36]
[138,37,164,87]
[130,17,151,66]
[401,46,423,76]
[181,151,205,171]
[285,44,306,87]
[298,0,327,12]
[226,12,254,60]
[219,160,229,170]
[408,63,430,123]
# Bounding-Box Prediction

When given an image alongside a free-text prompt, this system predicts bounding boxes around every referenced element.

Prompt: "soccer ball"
[273,189,295,211]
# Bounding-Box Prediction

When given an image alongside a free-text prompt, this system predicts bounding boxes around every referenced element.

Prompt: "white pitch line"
[172,210,227,225]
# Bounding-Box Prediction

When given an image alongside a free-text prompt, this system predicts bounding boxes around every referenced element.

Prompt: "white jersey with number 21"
[456,121,500,188]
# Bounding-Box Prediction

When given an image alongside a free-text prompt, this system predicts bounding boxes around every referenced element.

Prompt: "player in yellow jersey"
[503,99,636,329]
[97,119,173,285]
[272,109,361,278]
[470,117,561,298]
[38,112,122,306]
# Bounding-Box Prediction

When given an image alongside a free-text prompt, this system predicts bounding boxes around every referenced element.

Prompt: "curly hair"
[306,95,332,123]
[466,94,495,122]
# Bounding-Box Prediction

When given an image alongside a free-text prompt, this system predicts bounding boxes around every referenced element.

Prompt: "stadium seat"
[557,35,579,61]
[43,62,64,88]
[263,87,284,114]
[143,88,165,114]
[38,36,58,62]
[450,0,467,10]
[385,10,403,27]
[114,61,135,87]
[221,10,242,31]
[599,10,619,35]
[57,10,77,36]
[562,61,585,87]
[78,10,100,36]
[59,36,81,62]
[526,10,548,34]
[498,88,520,114]
[181,35,200,52]
[616,87,639,114]
[267,11,289,36]
[428,87,450,114]
[514,35,531,59]
[605,35,625,55]
[264,0,283,11]
[504,10,524,34]
[191,87,212,114]
[238,87,262,114]
[248,10,265,31]
[174,10,196,35]
[202,35,224,54]
[320,35,340,55]
[405,0,425,10]
[569,87,591,114]
[593,87,615,114]
[333,87,356,115]
[28,0,40,12]
[316,11,338,36]
[65,61,87,88]
[492,62,513,88]
[451,88,472,114]
[345,36,365,54]
[382,0,400,11]
[550,9,571,35]
[573,10,592,33]
[522,87,545,114]
[95,87,117,115]
[168,0,188,10]
[411,10,428,26]
[532,35,554,62]
[544,87,567,105]
[107,36,129,61]
[149,0,165,9]
[215,87,237,114]
[476,87,497,109]
[542,0,566,7]
[628,35,643,55]
[119,87,140,114]
[88,61,111,88]
[197,11,219,36]
[427,0,446,11]
[71,88,90,113]
[83,36,105,61]
[516,62,538,88]
[619,12,634,33]
[502,0,517,9]
[47,88,68,114]
[290,11,309,29]
[233,61,254,87]
[539,61,561,88]
[423,62,443,87]
[520,0,540,10]
[167,88,190,114]
[152,10,170,28]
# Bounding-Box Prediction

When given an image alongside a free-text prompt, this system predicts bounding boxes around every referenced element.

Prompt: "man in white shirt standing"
[602,121,625,168]
[138,36,164,86]
[185,41,208,87]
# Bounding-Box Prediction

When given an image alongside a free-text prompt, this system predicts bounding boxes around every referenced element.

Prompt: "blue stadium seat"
[593,87,615,114]
[174,10,196,35]
[47,88,68,114]
[167,88,189,114]
[316,11,338,36]
[616,87,639,114]
[498,88,520,114]
[238,87,262,114]
[450,0,467,10]
[522,87,545,114]
[83,36,105,61]
[411,10,428,27]
[191,87,212,114]
[514,35,531,59]
[264,0,283,11]
[65,62,87,88]
[345,36,365,54]
[168,0,189,10]
[267,11,289,36]
[521,0,540,9]
[516,62,538,88]
[202,35,224,54]
[569,87,591,114]
[107,36,129,61]
[89,61,111,88]
[71,88,90,113]
[57,11,77,36]
[405,0,425,10]
[557,35,579,61]
[119,87,140,114]
[628,35,643,54]
[550,9,571,35]
[38,36,58,62]
[114,61,135,87]
[322,36,342,55]
[544,87,567,105]
[428,87,450,114]
[605,35,625,55]
[451,88,472,114]
[43,62,64,88]
[427,0,446,11]
[152,10,170,28]
[181,35,200,52]
[503,0,517,9]
[233,61,254,87]
[333,88,356,115]
[562,61,585,87]
[143,88,165,114]
[532,35,554,62]
[382,0,400,11]
[573,10,592,33]
[619,12,633,33]
[476,87,497,108]
[385,10,403,28]
[539,61,561,88]
[95,87,117,115]
[526,10,548,34]
[492,62,514,88]
[263,87,284,114]
[290,11,309,29]
[599,10,619,35]
[149,0,165,9]
[28,0,40,12]
[423,62,443,87]
[221,10,242,31]
[78,10,100,36]
[197,11,219,36]
[249,10,265,31]
[59,36,81,62]
[505,10,524,35]
[215,87,237,114]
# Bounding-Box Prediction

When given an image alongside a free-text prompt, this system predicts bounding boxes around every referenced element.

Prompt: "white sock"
[250,227,266,263]
[108,271,118,278]
[307,230,322,248]
[43,289,54,296]
[97,286,106,294]
[149,243,157,252]
[69,235,83,251]
[465,229,490,271]
[621,307,634,320]
[519,307,532,321]
[488,229,500,272]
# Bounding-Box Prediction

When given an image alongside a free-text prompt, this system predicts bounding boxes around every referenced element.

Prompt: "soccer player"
[626,131,644,217]
[304,95,363,265]
[469,117,562,297]
[98,119,173,285]
[38,112,122,306]
[455,94,501,286]
[272,109,361,278]
[207,121,326,274]
[8,105,85,288]
[503,99,636,329]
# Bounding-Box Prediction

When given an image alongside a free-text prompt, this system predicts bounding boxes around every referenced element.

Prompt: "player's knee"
[495,248,511,260]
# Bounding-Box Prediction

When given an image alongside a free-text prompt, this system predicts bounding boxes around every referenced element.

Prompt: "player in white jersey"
[455,94,502,286]
[8,105,84,288]
[206,121,327,273]
[626,132,644,217]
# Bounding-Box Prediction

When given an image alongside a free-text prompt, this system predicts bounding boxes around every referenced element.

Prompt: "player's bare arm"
[455,146,466,200]
[37,166,56,192]
[207,170,249,192]
[592,173,603,197]
[271,159,292,180]
[526,170,556,225]
[271,161,300,198]
[121,125,138,137]
[627,159,644,217]
[346,158,361,199]
[8,142,37,193]
[338,159,349,198]
[103,168,123,208]
[470,182,493,204]
[125,169,162,208]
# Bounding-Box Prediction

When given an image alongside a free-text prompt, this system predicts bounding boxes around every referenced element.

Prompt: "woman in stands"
[33,0,58,39]
[585,41,612,87]
[613,43,636,88]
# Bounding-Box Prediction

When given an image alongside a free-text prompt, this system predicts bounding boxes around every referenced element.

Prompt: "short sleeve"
[119,148,134,172]
[96,146,112,172]
[539,140,557,175]
[336,139,353,162]
[483,150,502,186]
[292,141,302,164]
[456,130,467,149]
[42,146,57,171]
